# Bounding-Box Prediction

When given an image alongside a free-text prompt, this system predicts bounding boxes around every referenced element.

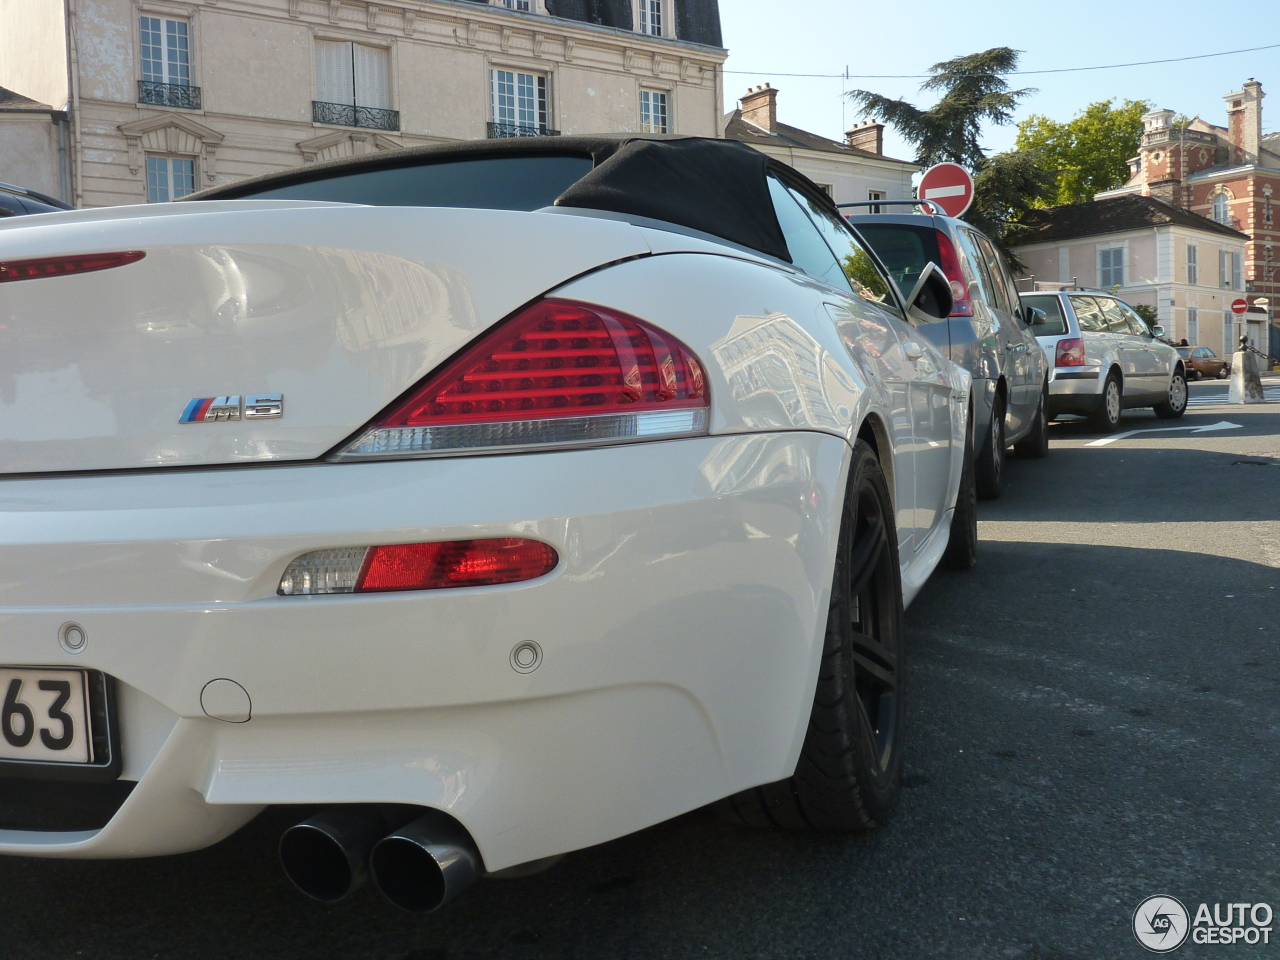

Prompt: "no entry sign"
[1231,298,1249,314]
[917,162,975,218]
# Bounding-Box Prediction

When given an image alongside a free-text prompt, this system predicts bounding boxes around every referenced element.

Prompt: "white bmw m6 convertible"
[0,136,973,911]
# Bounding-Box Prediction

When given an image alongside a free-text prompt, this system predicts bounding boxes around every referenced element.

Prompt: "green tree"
[1014,99,1150,206]
[847,48,1054,252]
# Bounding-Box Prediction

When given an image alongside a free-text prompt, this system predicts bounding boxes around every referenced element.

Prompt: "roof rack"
[837,199,944,215]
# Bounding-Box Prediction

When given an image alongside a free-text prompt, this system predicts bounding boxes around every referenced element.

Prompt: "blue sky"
[719,0,1280,167]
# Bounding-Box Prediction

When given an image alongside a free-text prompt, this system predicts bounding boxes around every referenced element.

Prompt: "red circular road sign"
[917,162,975,218]
[1231,298,1249,314]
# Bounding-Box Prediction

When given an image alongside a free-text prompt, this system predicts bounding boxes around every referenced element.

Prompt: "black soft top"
[188,135,800,263]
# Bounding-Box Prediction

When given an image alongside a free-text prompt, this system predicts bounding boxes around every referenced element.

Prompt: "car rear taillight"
[934,230,971,317]
[0,251,145,283]
[333,298,709,459]
[1055,337,1086,367]
[278,538,558,595]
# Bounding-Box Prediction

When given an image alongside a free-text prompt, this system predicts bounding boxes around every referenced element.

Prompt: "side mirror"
[905,261,953,322]
[1024,306,1048,326]
[1152,325,1165,338]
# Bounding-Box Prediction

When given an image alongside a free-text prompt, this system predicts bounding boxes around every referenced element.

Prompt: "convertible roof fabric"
[188,135,793,263]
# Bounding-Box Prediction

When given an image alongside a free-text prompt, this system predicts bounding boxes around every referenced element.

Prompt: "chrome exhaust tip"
[370,811,481,913]
[279,808,388,903]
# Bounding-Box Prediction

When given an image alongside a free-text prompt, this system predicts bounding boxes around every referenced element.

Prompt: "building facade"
[722,84,917,208]
[1096,79,1278,356]
[1012,195,1253,359]
[0,0,725,208]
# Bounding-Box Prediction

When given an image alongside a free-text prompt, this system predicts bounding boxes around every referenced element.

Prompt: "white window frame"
[490,67,551,134]
[1186,243,1197,285]
[1098,243,1125,288]
[145,154,196,202]
[867,189,885,214]
[635,0,672,37]
[639,88,669,134]
[314,39,393,110]
[1211,192,1230,225]
[139,14,191,87]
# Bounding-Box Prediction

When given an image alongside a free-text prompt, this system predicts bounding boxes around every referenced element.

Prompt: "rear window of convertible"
[227,155,595,211]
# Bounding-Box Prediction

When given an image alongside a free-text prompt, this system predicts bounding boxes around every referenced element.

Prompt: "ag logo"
[1134,896,1190,953]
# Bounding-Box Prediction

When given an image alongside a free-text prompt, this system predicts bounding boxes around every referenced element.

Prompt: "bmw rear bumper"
[0,432,847,869]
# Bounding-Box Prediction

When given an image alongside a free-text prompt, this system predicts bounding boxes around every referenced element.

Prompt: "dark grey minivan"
[846,208,1049,499]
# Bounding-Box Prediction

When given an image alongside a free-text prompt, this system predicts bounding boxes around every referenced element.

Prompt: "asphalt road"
[5,380,1279,960]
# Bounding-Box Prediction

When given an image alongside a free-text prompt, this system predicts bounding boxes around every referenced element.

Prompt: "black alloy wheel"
[1014,383,1050,459]
[1089,371,1123,432]
[719,439,904,830]
[975,394,1005,500]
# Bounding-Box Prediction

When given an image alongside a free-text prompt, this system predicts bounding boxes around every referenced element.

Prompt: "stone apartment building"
[721,84,917,209]
[0,0,725,208]
[1094,78,1278,356]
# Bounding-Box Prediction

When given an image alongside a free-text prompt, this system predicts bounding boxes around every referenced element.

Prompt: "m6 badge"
[180,394,283,423]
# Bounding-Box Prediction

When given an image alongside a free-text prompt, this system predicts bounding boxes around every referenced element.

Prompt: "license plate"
[0,667,92,764]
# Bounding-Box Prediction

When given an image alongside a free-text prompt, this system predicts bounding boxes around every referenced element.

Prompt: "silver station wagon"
[1018,290,1188,431]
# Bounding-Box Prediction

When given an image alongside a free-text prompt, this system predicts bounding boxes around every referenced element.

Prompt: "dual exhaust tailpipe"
[279,808,481,912]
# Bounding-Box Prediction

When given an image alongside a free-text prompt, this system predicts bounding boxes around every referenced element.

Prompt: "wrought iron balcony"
[487,121,560,139]
[312,101,400,132]
[137,80,201,110]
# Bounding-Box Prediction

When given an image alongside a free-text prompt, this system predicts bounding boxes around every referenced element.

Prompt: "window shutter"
[354,44,390,109]
[316,40,354,105]
[1232,252,1242,290]
[1219,249,1227,288]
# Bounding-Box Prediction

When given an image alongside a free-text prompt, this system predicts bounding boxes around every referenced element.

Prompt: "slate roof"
[0,85,53,111]
[464,0,722,47]
[722,109,915,166]
[1012,194,1249,245]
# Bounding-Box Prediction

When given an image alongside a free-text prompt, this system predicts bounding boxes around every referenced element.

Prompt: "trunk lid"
[0,201,650,474]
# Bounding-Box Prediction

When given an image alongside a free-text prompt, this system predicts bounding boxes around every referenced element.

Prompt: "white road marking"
[1085,420,1243,447]
[922,184,968,199]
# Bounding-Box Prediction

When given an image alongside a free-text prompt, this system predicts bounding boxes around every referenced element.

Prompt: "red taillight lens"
[933,230,972,317]
[1055,337,1086,367]
[277,538,558,595]
[335,298,709,459]
[0,251,145,283]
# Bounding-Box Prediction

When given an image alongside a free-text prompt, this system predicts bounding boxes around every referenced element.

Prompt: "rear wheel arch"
[856,413,894,515]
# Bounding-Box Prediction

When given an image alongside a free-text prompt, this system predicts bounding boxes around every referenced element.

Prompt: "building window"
[868,189,885,214]
[138,16,201,108]
[502,0,533,9]
[1211,192,1230,225]
[1186,244,1197,285]
[489,70,552,138]
[1187,307,1198,345]
[314,40,398,131]
[1098,246,1124,288]
[1219,249,1242,290]
[638,0,663,36]
[639,89,668,134]
[1223,311,1234,353]
[146,156,195,202]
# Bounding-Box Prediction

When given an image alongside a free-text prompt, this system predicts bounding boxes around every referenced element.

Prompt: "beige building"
[0,0,725,208]
[722,85,917,209]
[1012,194,1252,358]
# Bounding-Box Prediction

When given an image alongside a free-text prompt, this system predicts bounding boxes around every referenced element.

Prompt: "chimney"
[740,84,778,134]
[846,121,884,155]
[1225,79,1264,163]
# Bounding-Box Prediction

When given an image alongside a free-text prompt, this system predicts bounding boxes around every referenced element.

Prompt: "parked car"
[1178,344,1230,379]
[0,136,975,912]
[847,205,1049,500]
[1018,290,1188,430]
[0,181,71,217]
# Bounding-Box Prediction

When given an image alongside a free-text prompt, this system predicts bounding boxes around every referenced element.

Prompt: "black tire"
[1088,371,1123,432]
[1191,368,1203,381]
[1154,368,1188,419]
[974,394,1005,500]
[1218,367,1230,379]
[1013,383,1050,459]
[719,439,904,831]
[941,405,977,570]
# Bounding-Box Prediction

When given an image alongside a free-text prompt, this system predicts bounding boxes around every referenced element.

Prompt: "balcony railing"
[312,101,400,132]
[138,80,201,110]
[487,121,560,139]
